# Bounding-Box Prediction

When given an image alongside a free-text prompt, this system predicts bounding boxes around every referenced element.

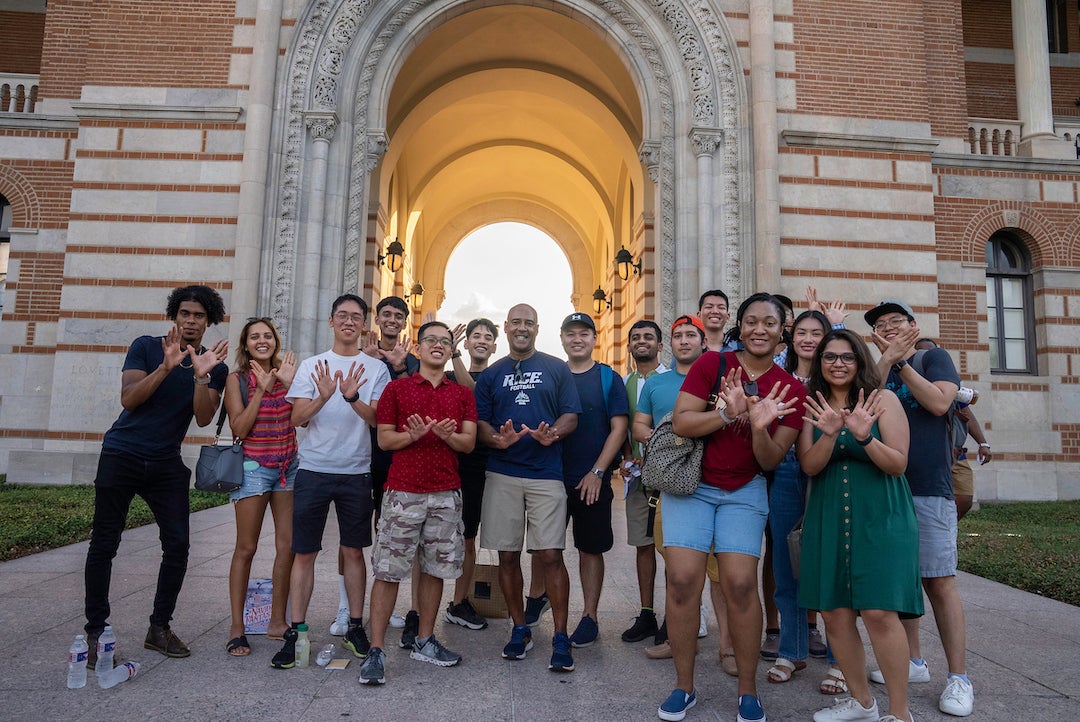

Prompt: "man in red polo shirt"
[360,321,478,685]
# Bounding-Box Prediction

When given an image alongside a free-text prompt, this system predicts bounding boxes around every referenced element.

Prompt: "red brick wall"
[791,0,930,121]
[925,0,970,138]
[962,0,1012,48]
[0,11,46,75]
[965,62,1017,119]
[40,0,237,100]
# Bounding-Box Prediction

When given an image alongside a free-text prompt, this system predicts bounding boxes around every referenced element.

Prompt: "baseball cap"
[560,312,596,331]
[670,314,706,338]
[864,299,915,327]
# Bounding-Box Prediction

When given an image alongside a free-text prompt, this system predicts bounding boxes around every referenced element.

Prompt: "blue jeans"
[769,450,807,661]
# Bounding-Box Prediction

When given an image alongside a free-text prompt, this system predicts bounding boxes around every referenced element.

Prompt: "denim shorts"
[230,458,298,503]
[912,495,958,578]
[660,475,768,557]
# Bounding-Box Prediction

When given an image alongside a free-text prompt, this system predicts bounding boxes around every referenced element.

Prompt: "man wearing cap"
[866,300,974,718]
[619,320,668,644]
[474,303,581,671]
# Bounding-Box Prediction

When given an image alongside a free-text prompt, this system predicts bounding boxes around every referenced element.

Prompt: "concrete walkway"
[3,497,1077,721]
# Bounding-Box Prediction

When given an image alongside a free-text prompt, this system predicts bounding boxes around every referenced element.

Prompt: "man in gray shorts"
[868,300,973,718]
[618,319,667,643]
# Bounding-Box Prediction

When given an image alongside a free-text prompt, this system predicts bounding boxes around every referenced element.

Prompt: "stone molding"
[0,115,79,131]
[932,152,1080,174]
[780,129,940,154]
[303,110,339,141]
[69,103,243,122]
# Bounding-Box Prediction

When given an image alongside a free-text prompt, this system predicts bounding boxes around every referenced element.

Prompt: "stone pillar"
[297,111,338,355]
[232,0,283,327]
[750,0,781,291]
[690,128,723,294]
[1012,0,1073,158]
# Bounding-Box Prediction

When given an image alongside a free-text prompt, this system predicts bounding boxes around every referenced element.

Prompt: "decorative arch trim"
[961,201,1060,269]
[0,165,41,228]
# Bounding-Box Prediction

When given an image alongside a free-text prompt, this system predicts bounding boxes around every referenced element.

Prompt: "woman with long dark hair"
[798,329,921,722]
[658,293,806,722]
[224,317,298,656]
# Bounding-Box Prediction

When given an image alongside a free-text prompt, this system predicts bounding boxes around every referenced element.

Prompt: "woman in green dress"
[797,329,922,722]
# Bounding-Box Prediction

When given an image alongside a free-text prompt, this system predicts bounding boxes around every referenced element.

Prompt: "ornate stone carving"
[638,140,662,181]
[304,111,339,141]
[689,127,723,157]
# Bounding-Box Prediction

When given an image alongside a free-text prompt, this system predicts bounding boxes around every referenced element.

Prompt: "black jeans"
[84,450,191,636]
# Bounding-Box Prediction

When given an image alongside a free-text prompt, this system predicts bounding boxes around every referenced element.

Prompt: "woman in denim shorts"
[223,318,298,656]
[657,293,806,722]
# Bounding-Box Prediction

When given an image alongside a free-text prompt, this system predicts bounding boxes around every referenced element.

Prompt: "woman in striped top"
[223,317,298,656]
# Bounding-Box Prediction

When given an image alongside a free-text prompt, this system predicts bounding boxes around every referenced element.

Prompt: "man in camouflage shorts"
[360,321,478,685]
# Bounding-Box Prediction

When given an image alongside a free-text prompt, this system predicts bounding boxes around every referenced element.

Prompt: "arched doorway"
[267,0,749,356]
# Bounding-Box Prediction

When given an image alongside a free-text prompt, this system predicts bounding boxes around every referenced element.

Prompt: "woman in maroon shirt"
[657,293,805,722]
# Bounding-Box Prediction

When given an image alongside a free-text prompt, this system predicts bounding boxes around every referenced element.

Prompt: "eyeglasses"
[419,335,453,348]
[872,316,908,332]
[333,312,364,323]
[245,316,273,324]
[822,351,858,365]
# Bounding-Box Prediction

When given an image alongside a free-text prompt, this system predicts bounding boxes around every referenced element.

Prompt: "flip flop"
[226,635,251,657]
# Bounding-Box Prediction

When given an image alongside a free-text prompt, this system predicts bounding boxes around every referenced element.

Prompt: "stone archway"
[267,0,749,355]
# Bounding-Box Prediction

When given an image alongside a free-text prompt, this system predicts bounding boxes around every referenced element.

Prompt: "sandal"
[820,667,848,695]
[720,648,738,677]
[767,657,806,683]
[226,635,251,657]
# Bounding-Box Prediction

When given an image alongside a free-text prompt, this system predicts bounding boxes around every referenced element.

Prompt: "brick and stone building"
[0,0,1077,500]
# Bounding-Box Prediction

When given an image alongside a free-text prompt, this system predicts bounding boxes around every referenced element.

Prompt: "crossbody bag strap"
[705,351,728,411]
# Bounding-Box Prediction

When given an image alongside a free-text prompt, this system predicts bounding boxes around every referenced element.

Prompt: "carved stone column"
[690,128,723,295]
[297,111,338,355]
[750,0,781,289]
[1011,0,1073,158]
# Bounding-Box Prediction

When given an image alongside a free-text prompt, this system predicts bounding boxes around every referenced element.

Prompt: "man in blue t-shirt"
[526,313,629,649]
[474,303,581,671]
[868,299,974,718]
[84,285,229,664]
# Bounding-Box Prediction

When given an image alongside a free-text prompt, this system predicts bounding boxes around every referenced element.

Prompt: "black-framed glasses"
[822,351,857,365]
[742,380,759,397]
[245,316,273,324]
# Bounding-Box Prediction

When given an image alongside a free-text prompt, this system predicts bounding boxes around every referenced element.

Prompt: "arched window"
[0,194,11,315]
[985,232,1035,373]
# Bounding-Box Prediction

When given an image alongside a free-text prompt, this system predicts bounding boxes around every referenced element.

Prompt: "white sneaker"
[938,676,974,717]
[869,659,930,684]
[812,697,879,722]
[330,607,350,636]
[879,715,915,722]
[697,604,708,638]
[388,612,406,628]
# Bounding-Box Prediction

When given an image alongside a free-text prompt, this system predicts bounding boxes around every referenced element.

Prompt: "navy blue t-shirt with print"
[102,335,228,459]
[885,347,961,498]
[474,351,581,480]
[561,363,629,487]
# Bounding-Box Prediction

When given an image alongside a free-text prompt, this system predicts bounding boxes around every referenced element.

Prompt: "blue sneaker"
[658,689,697,721]
[523,594,549,626]
[548,631,574,672]
[737,694,766,722]
[569,614,598,648]
[501,624,533,660]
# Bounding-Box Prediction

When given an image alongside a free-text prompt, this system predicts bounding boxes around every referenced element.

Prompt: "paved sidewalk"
[3,497,1077,721]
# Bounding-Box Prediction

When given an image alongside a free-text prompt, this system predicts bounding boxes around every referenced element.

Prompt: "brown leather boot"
[144,624,191,658]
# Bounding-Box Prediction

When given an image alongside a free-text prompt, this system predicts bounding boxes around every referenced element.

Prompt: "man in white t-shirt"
[270,294,391,669]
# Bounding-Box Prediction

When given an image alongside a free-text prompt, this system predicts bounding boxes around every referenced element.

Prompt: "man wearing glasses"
[271,294,390,669]
[473,303,581,671]
[360,321,477,684]
[866,299,974,718]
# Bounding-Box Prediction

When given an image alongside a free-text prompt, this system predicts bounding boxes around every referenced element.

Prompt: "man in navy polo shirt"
[84,285,229,663]
[361,321,477,684]
[474,303,581,672]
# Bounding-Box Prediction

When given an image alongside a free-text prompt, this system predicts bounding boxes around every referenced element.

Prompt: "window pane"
[989,340,1000,368]
[987,306,998,341]
[1001,278,1024,307]
[986,280,996,308]
[1003,308,1025,338]
[1004,339,1027,370]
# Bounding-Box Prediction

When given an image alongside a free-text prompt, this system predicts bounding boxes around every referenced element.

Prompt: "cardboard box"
[469,548,509,619]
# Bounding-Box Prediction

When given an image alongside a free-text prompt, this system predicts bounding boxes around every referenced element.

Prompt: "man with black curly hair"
[84,285,229,665]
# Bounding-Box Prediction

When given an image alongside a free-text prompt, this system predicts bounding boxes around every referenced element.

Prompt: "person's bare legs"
[761,538,779,635]
[228,493,269,642]
[266,491,294,639]
[923,575,967,674]
[288,552,317,623]
[341,545,367,621]
[499,550,526,625]
[636,543,657,609]
[821,608,875,709]
[527,553,545,599]
[579,551,604,619]
[665,547,707,693]
[863,609,913,721]
[368,578,399,650]
[453,536,477,605]
[416,571,444,639]
[537,548,569,634]
[718,552,763,698]
[955,495,973,521]
[709,579,733,650]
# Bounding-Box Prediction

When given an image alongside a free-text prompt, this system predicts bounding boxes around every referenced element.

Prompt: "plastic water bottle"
[955,386,979,405]
[97,661,139,689]
[67,635,89,689]
[95,626,116,674]
[316,643,335,667]
[294,623,310,668]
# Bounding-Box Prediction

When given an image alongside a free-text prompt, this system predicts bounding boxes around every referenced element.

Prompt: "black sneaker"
[523,594,549,626]
[399,610,420,649]
[445,599,489,630]
[621,609,659,643]
[270,628,297,669]
[653,619,668,645]
[343,624,370,659]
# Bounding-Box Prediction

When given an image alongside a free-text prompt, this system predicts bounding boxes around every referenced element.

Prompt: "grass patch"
[958,500,1080,607]
[0,479,228,562]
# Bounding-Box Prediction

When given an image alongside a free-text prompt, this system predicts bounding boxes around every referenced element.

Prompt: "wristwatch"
[718,404,735,425]
[891,358,909,374]
[591,468,604,479]
[342,391,360,403]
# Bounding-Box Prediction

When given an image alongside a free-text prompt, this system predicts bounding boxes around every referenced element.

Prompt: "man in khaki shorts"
[473,303,581,672]
[360,321,477,685]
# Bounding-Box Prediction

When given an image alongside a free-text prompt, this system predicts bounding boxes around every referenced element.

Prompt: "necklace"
[179,356,193,369]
